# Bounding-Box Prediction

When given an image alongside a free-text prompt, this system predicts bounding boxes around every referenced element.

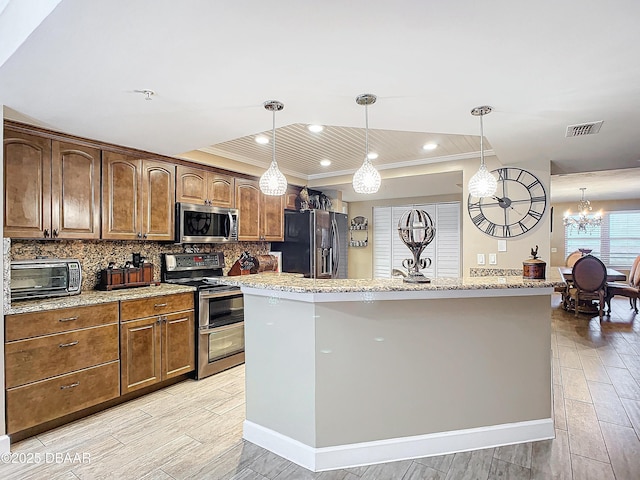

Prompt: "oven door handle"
[199,321,244,335]
[199,290,242,300]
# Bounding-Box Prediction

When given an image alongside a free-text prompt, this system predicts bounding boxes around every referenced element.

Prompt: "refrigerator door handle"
[331,218,339,278]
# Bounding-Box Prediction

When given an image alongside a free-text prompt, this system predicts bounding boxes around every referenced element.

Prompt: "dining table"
[559,266,626,282]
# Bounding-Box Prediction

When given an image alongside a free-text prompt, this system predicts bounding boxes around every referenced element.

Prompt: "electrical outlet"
[477,253,485,265]
[489,253,497,265]
[551,247,557,253]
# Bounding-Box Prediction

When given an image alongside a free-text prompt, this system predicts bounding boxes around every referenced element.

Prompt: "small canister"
[523,257,546,279]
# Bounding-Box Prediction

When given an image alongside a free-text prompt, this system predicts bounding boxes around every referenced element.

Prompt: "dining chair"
[605,255,640,314]
[557,250,583,303]
[567,254,607,320]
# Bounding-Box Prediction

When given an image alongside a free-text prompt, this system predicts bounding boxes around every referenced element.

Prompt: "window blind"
[564,210,640,268]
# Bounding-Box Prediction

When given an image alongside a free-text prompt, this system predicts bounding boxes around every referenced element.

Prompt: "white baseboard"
[0,435,10,454]
[243,418,554,472]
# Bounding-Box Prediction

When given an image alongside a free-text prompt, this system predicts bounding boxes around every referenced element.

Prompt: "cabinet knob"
[52,229,59,238]
[44,229,50,238]
[143,233,148,239]
[137,232,142,238]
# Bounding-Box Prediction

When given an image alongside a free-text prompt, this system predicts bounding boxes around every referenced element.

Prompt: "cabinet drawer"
[120,293,194,321]
[5,302,119,341]
[5,323,119,388]
[6,361,120,434]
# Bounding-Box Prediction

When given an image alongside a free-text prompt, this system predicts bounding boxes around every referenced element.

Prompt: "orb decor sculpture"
[397,209,436,283]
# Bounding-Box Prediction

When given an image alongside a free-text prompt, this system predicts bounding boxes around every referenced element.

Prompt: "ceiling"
[1,1,640,203]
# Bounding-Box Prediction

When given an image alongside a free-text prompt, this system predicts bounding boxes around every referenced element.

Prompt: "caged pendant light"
[259,100,287,196]
[468,105,497,198]
[352,93,381,194]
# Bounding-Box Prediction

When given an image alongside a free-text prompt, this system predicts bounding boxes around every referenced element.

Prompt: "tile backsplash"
[9,239,270,291]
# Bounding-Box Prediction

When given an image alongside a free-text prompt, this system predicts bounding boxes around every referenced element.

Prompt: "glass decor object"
[352,93,381,194]
[397,209,436,283]
[468,105,497,198]
[259,100,287,196]
[563,187,602,233]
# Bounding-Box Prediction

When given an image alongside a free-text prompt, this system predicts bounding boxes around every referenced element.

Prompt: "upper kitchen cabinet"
[3,129,101,239]
[102,152,175,241]
[235,178,284,242]
[285,185,302,210]
[176,165,235,207]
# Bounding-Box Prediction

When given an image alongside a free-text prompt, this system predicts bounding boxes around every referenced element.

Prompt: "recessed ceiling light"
[308,124,324,133]
[422,143,438,150]
[255,135,269,145]
[367,152,379,160]
[320,159,332,167]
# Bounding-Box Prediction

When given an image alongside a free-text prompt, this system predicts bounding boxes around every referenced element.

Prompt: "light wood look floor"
[3,294,640,479]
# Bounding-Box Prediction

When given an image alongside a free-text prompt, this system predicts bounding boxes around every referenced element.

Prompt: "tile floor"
[2,294,640,479]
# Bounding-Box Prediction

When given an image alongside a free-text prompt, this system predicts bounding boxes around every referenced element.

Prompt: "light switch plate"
[498,240,507,252]
[489,253,497,265]
[477,253,485,265]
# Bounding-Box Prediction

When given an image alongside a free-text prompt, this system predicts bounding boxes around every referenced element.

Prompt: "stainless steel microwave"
[10,258,82,301]
[175,203,239,244]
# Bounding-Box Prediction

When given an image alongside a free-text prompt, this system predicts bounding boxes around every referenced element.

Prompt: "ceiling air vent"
[565,121,604,138]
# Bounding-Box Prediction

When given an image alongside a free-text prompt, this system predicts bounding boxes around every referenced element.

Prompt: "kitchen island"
[220,272,564,471]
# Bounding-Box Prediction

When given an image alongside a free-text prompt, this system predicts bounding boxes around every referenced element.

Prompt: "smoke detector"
[565,120,603,138]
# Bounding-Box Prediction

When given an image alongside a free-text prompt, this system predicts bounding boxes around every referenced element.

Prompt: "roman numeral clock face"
[468,167,547,238]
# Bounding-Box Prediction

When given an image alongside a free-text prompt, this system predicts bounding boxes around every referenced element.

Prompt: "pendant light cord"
[365,103,370,161]
[479,113,485,168]
[272,108,277,166]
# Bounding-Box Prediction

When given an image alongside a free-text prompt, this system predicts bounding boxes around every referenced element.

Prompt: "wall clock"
[467,167,547,238]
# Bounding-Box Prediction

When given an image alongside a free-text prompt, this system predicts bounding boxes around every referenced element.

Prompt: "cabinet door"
[120,316,162,394]
[176,165,207,205]
[209,173,235,208]
[141,159,175,241]
[162,310,195,379]
[262,193,285,241]
[285,186,301,210]
[102,152,140,240]
[235,179,261,241]
[3,129,52,238]
[51,141,101,239]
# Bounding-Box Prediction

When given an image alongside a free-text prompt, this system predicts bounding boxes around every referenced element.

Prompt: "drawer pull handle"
[60,381,80,390]
[154,303,168,308]
[58,316,78,322]
[59,340,79,348]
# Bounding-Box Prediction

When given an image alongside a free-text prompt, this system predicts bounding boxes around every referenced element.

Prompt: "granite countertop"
[5,283,196,315]
[217,271,566,294]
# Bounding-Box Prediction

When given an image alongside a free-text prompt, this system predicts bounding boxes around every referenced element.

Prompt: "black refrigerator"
[270,210,348,279]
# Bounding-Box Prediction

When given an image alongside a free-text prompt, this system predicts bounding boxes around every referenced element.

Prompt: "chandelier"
[468,106,497,198]
[352,93,381,194]
[259,100,287,196]
[563,187,602,233]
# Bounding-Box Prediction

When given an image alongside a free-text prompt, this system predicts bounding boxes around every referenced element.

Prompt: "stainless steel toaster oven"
[10,258,82,301]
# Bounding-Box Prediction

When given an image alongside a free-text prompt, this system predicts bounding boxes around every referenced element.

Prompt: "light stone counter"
[232,271,558,471]
[5,284,195,315]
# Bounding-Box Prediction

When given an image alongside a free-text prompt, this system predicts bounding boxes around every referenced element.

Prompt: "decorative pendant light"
[563,187,603,233]
[468,105,497,198]
[259,100,287,196]
[352,93,381,194]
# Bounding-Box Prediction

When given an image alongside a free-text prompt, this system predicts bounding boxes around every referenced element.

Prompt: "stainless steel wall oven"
[162,253,244,379]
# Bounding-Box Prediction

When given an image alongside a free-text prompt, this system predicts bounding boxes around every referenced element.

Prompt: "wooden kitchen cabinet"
[4,302,120,434]
[176,165,235,207]
[120,293,194,394]
[102,151,175,240]
[235,178,284,241]
[285,185,302,210]
[3,128,101,239]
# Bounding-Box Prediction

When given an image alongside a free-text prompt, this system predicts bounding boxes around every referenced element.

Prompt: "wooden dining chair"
[605,255,640,314]
[565,250,583,268]
[567,254,607,320]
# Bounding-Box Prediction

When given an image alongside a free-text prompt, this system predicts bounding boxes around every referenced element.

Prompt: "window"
[373,202,460,278]
[565,210,640,268]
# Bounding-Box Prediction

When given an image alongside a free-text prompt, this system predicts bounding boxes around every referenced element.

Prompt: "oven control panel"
[164,253,225,271]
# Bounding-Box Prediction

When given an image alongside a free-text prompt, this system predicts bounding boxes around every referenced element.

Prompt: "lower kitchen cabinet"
[120,293,195,394]
[6,362,120,433]
[4,302,120,434]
